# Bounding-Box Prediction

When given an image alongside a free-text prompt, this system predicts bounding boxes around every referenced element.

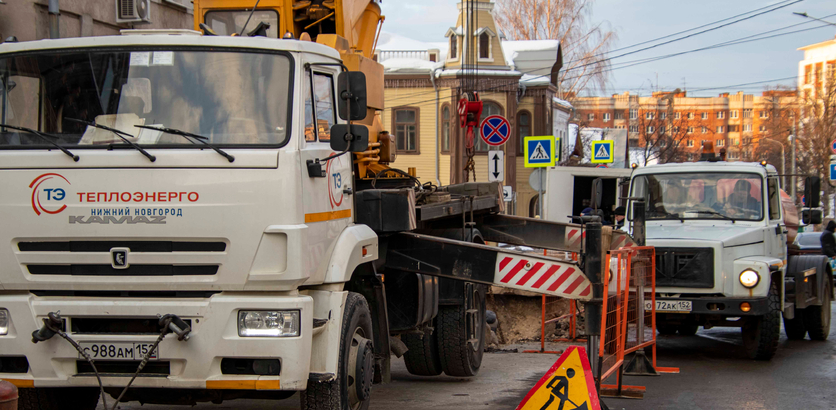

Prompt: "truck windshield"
[632,172,764,221]
[0,48,291,148]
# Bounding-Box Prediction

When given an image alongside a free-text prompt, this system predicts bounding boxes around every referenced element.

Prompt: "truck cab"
[628,160,831,360]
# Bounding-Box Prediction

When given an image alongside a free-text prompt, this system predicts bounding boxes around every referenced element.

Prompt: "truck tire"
[401,329,443,376]
[436,284,486,377]
[677,324,699,336]
[301,292,374,410]
[741,279,781,360]
[783,313,807,340]
[18,388,99,410]
[803,280,831,341]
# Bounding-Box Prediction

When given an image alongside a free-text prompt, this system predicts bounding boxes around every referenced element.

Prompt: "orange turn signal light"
[740,302,751,313]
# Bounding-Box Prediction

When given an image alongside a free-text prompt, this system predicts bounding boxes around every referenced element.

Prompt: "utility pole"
[791,120,797,202]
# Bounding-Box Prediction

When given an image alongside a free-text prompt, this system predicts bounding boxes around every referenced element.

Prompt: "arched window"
[517,111,531,154]
[479,33,490,59]
[475,102,502,152]
[441,105,451,153]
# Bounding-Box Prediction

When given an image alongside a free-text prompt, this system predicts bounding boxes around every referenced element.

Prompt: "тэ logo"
[29,173,70,215]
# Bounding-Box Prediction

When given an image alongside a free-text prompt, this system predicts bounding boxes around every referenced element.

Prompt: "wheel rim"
[465,286,484,353]
[347,327,373,409]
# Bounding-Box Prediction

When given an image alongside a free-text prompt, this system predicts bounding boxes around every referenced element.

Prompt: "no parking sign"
[480,115,511,146]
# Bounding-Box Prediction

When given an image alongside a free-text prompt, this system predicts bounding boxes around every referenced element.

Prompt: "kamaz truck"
[0,1,637,408]
[628,157,831,360]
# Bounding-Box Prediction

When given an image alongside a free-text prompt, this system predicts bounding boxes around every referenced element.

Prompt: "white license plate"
[78,342,159,361]
[644,300,692,313]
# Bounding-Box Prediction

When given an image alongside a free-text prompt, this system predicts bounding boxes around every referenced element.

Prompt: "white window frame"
[587,113,595,121]
[716,126,723,133]
[687,126,694,134]
[716,111,725,119]
[701,126,707,134]
[687,140,694,147]
[701,112,708,120]
[660,112,667,120]
[629,109,638,120]
[731,110,738,118]
[675,112,681,120]
[645,112,654,120]
[717,139,724,147]
[646,126,655,133]
[603,113,611,121]
[629,125,639,133]
[687,112,694,119]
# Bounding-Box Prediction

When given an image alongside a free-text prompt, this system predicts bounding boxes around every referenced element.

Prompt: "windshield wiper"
[134,125,234,163]
[0,124,79,162]
[67,118,156,162]
[690,209,736,223]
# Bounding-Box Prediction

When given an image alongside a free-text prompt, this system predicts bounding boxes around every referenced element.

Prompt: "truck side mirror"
[804,176,821,208]
[337,72,367,121]
[330,124,369,152]
[802,208,823,225]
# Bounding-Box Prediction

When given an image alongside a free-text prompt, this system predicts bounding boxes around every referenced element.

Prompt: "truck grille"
[18,241,226,252]
[72,317,192,335]
[27,264,218,276]
[654,247,714,288]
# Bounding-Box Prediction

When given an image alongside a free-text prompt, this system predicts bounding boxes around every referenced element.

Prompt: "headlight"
[0,309,8,335]
[739,269,760,288]
[238,310,300,337]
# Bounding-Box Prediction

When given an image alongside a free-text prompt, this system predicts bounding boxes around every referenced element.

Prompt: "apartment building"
[798,35,836,102]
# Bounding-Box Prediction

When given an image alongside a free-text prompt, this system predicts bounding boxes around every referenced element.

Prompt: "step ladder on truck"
[0,1,636,408]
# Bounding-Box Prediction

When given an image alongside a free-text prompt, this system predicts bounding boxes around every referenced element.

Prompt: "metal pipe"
[583,222,603,368]
[791,121,797,202]
[48,0,60,39]
[431,68,441,186]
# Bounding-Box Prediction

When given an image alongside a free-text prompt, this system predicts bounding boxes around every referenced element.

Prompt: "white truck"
[0,7,635,408]
[543,166,631,224]
[628,159,831,360]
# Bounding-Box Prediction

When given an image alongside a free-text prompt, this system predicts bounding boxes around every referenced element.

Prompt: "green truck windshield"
[0,48,292,148]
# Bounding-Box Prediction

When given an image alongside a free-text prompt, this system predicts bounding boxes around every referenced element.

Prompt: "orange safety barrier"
[597,248,629,385]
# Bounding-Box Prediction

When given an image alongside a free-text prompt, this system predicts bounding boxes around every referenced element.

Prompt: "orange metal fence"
[598,248,630,383]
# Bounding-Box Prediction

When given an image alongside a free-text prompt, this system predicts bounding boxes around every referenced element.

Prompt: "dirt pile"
[486,290,572,344]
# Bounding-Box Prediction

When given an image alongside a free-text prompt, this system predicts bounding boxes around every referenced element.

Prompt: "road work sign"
[525,136,555,168]
[489,150,505,182]
[590,140,614,164]
[516,346,600,410]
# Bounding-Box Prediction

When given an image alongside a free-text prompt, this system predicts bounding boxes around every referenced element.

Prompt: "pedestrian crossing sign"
[516,346,601,410]
[525,136,556,168]
[590,140,614,164]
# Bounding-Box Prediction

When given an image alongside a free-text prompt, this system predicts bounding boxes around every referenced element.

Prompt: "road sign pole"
[538,169,544,219]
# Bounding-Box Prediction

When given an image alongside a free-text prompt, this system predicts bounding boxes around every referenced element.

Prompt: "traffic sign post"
[591,140,614,164]
[489,150,505,182]
[481,115,511,146]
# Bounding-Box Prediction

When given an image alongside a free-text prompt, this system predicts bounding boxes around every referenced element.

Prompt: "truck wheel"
[436,284,486,377]
[783,312,808,340]
[803,281,831,341]
[301,292,374,410]
[677,324,699,336]
[741,279,781,360]
[18,388,99,410]
[401,329,443,376]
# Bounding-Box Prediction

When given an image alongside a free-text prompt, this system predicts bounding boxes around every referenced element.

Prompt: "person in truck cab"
[723,179,761,218]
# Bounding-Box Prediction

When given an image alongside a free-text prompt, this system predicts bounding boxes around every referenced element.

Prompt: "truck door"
[766,177,786,260]
[299,65,352,282]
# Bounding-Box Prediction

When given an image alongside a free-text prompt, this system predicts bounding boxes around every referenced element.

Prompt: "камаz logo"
[29,173,71,216]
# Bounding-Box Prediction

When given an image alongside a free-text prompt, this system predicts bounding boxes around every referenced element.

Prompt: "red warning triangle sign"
[516,346,601,410]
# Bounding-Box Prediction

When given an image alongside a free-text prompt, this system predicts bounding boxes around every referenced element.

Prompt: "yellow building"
[376,0,568,217]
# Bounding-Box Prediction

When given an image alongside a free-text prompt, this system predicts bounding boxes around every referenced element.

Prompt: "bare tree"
[752,88,798,188]
[494,0,617,96]
[632,103,701,165]
[796,72,836,214]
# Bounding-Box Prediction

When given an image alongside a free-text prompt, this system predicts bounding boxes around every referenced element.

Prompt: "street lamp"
[793,12,836,27]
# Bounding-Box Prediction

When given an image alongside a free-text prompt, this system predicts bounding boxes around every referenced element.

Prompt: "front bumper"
[654,296,769,316]
[0,292,313,391]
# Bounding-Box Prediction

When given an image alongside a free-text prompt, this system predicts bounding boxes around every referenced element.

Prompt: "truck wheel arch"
[323,224,379,284]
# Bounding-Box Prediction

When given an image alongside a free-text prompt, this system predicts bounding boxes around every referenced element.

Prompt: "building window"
[603,113,611,121]
[673,126,680,133]
[743,109,752,118]
[759,111,768,118]
[660,139,668,147]
[716,111,725,119]
[805,64,812,84]
[743,124,752,132]
[517,110,531,154]
[615,111,624,120]
[675,112,681,120]
[731,110,738,118]
[629,125,638,133]
[729,151,738,160]
[629,109,638,119]
[646,126,655,133]
[687,126,694,134]
[717,139,724,147]
[728,124,739,132]
[660,112,666,120]
[450,36,458,60]
[701,126,708,134]
[732,138,739,146]
[701,112,708,120]
[687,140,694,147]
[587,113,595,121]
[660,126,666,134]
[475,102,502,152]
[441,105,451,153]
[479,33,490,59]
[645,112,654,120]
[687,112,694,119]
[393,108,419,153]
[716,126,723,133]
[759,125,766,132]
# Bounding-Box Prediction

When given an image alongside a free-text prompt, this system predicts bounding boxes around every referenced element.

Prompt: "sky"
[379,0,836,97]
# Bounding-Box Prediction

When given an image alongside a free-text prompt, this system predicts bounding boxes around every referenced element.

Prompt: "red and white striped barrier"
[495,254,592,301]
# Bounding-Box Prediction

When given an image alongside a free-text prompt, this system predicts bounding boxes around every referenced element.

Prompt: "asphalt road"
[111,303,835,410]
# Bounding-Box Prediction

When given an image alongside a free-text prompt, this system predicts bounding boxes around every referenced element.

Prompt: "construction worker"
[613,206,626,228]
[821,220,836,259]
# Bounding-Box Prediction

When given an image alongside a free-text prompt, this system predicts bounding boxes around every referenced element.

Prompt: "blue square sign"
[831,163,836,181]
[591,140,614,164]
[524,136,555,168]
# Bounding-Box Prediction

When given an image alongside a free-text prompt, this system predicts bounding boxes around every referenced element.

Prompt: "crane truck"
[0,1,638,408]
[628,154,831,360]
